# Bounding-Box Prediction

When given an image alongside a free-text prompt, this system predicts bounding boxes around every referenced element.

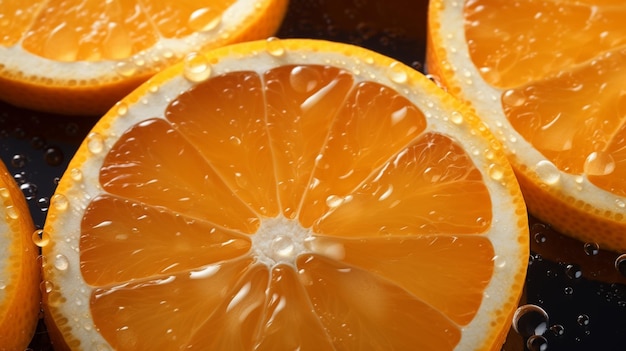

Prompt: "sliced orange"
[0,159,40,349]
[41,38,528,350]
[427,0,626,252]
[0,0,288,116]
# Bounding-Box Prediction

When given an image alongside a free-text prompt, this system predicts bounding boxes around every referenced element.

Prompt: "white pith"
[43,39,527,350]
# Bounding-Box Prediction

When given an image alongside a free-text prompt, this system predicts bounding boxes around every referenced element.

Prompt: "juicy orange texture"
[0,0,288,115]
[427,0,626,251]
[42,39,528,351]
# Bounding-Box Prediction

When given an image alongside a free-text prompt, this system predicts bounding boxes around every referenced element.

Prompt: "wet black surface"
[0,0,624,350]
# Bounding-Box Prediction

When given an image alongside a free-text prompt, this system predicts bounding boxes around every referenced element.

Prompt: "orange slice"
[427,0,626,252]
[41,38,529,350]
[0,0,288,116]
[0,159,40,349]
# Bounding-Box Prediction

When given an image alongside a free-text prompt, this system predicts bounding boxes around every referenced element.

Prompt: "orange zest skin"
[0,160,40,350]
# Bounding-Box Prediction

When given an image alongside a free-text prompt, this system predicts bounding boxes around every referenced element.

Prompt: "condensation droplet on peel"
[70,168,83,182]
[266,37,285,57]
[512,304,549,338]
[51,194,69,211]
[0,187,9,199]
[615,198,626,209]
[115,60,137,77]
[54,254,69,271]
[387,61,408,84]
[116,102,128,116]
[87,132,105,154]
[493,255,506,268]
[450,111,463,124]
[488,163,505,181]
[41,280,54,294]
[32,229,50,247]
[535,160,561,185]
[583,151,615,176]
[183,52,212,83]
[5,205,18,219]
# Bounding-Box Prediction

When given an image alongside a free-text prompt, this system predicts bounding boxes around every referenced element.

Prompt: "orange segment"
[42,39,528,350]
[428,0,626,251]
[0,0,288,115]
[0,159,40,349]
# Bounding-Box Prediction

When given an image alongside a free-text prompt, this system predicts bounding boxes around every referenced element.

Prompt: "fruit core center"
[252,216,312,267]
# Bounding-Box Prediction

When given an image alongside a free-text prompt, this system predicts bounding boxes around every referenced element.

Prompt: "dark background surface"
[0,0,624,350]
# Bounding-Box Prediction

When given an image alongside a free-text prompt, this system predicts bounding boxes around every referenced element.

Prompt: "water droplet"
[54,254,69,271]
[576,314,590,326]
[526,335,548,351]
[583,151,615,176]
[564,286,574,295]
[188,7,221,32]
[502,89,527,107]
[488,163,505,181]
[20,182,37,200]
[44,146,64,166]
[512,304,549,338]
[387,61,408,84]
[183,52,212,83]
[266,37,285,57]
[535,160,561,185]
[614,254,626,277]
[271,235,295,258]
[289,66,320,93]
[70,168,83,182]
[0,188,9,199]
[32,229,50,247]
[37,197,50,211]
[450,111,463,124]
[51,194,69,211]
[583,242,600,256]
[549,324,565,336]
[115,60,138,77]
[41,280,54,294]
[116,102,128,116]
[87,132,105,154]
[5,205,18,219]
[615,199,626,209]
[11,154,26,168]
[326,195,345,208]
[534,232,547,244]
[565,264,582,279]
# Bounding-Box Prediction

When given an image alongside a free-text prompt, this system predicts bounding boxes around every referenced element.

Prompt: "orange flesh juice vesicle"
[7,0,235,61]
[81,65,495,350]
[464,0,626,195]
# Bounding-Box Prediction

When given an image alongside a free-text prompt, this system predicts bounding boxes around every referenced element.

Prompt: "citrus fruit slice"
[0,0,288,116]
[41,38,529,350]
[0,159,40,349]
[427,0,626,252]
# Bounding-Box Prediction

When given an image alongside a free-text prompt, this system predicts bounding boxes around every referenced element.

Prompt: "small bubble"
[5,205,18,219]
[54,254,69,271]
[564,286,574,295]
[183,52,212,83]
[614,254,626,277]
[20,182,37,200]
[51,194,69,211]
[30,136,45,150]
[583,242,600,256]
[44,146,64,166]
[576,314,590,326]
[534,232,547,244]
[583,151,615,176]
[11,154,27,168]
[488,163,505,181]
[266,37,285,57]
[87,132,105,154]
[37,197,50,211]
[32,229,50,247]
[116,102,128,116]
[526,335,548,351]
[387,61,408,84]
[41,280,54,294]
[535,160,560,185]
[550,324,565,336]
[512,304,549,338]
[615,199,626,209]
[565,264,582,279]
